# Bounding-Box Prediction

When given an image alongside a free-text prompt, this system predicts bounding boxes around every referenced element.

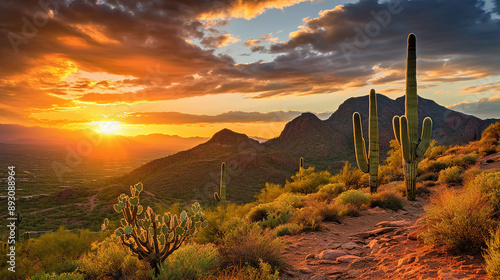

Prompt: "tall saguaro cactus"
[214,162,227,209]
[392,33,433,201]
[353,89,379,193]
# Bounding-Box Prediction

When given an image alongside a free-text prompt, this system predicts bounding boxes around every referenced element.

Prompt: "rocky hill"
[117,95,499,202]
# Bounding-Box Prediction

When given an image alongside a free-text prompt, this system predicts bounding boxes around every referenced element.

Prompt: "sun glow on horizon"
[96,121,122,134]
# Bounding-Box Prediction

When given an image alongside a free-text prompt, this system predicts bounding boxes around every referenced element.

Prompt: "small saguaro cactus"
[352,89,380,193]
[112,182,207,276]
[214,162,227,209]
[392,33,433,201]
[15,212,22,243]
[299,157,304,170]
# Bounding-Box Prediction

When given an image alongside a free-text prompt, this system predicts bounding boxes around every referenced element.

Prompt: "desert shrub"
[274,193,303,208]
[275,223,303,236]
[207,260,279,280]
[78,235,150,280]
[314,201,342,223]
[256,183,286,204]
[284,167,332,194]
[291,207,322,232]
[467,172,500,214]
[31,272,84,280]
[463,167,481,185]
[336,190,370,208]
[219,227,282,270]
[25,228,99,274]
[385,140,404,179]
[152,244,219,280]
[247,204,273,223]
[259,206,294,228]
[339,161,367,189]
[481,122,500,143]
[318,183,346,198]
[428,160,451,173]
[428,144,447,159]
[369,191,404,211]
[420,189,494,253]
[338,203,361,217]
[419,172,439,182]
[484,228,500,279]
[438,166,463,185]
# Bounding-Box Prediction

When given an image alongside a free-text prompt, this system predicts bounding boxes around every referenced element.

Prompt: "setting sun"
[97,121,121,134]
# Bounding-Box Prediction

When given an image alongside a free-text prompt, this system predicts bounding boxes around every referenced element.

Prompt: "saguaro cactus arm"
[353,112,369,173]
[416,117,433,157]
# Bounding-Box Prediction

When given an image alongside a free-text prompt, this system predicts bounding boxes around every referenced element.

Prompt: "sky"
[1,0,500,138]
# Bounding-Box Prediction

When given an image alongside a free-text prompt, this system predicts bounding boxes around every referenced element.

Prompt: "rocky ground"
[280,196,488,279]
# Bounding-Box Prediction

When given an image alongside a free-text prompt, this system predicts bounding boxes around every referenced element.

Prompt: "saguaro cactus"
[214,162,227,209]
[353,89,379,193]
[299,157,304,170]
[392,33,433,201]
[113,182,207,276]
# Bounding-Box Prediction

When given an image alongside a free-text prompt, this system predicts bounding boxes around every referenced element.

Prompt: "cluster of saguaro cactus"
[214,162,227,209]
[392,33,433,200]
[352,89,380,193]
[113,182,207,276]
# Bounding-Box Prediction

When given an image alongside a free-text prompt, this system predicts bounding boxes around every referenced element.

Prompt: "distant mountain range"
[116,95,499,203]
[0,124,208,158]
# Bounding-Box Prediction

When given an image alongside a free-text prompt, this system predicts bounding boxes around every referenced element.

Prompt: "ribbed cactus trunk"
[392,34,433,201]
[404,162,417,201]
[220,162,226,209]
[353,89,379,193]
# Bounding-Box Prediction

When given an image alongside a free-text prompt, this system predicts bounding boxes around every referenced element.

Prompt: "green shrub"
[385,139,404,179]
[152,244,219,280]
[247,204,272,223]
[484,228,500,279]
[468,172,500,214]
[259,206,294,228]
[284,167,332,194]
[25,228,99,273]
[207,260,279,280]
[290,207,322,232]
[428,144,447,159]
[339,203,361,217]
[369,191,404,211]
[31,272,84,280]
[256,183,286,204]
[219,227,282,270]
[438,166,463,185]
[314,201,341,222]
[420,189,493,253]
[339,162,367,189]
[78,235,150,280]
[336,190,370,208]
[275,223,303,236]
[318,183,346,198]
[419,173,439,182]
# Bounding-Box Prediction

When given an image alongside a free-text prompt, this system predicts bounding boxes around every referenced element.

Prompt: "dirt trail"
[280,197,487,279]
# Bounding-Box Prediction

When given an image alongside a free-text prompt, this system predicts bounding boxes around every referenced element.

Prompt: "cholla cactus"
[392,34,433,200]
[352,89,379,193]
[113,182,207,276]
[214,162,227,209]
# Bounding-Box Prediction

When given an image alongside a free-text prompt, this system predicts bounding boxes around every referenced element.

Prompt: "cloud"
[201,34,240,48]
[244,39,261,46]
[260,33,279,43]
[447,94,500,119]
[118,110,312,125]
[460,80,500,95]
